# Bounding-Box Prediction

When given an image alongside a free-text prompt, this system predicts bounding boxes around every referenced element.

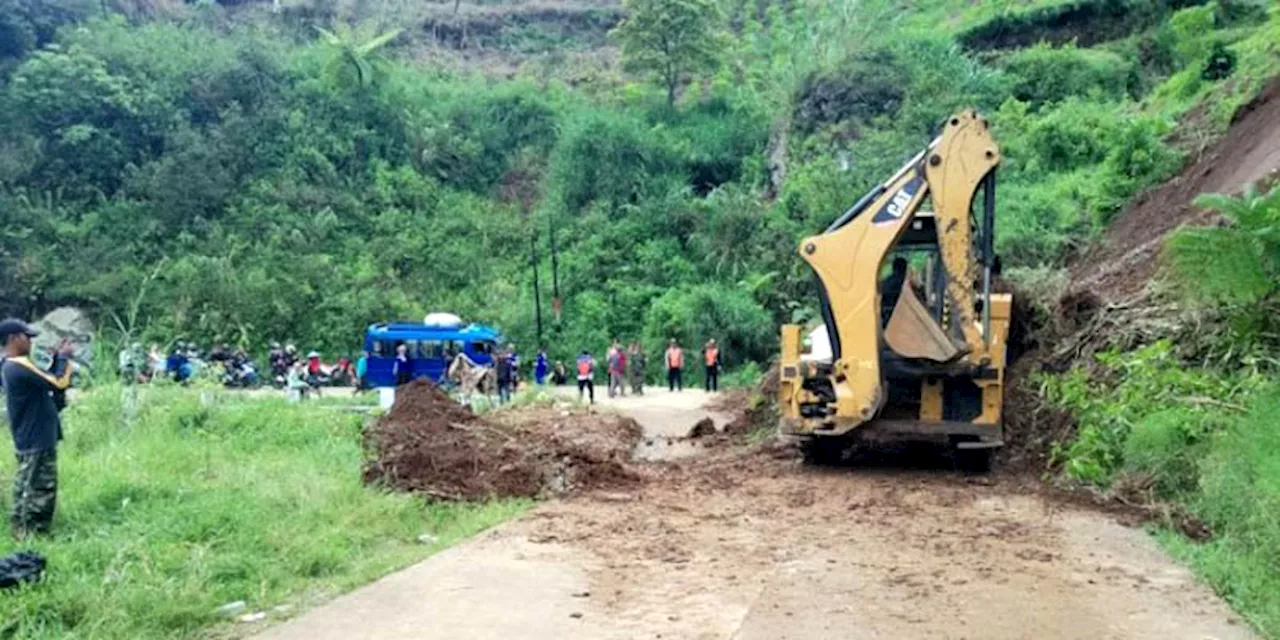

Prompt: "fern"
[1166,183,1280,304]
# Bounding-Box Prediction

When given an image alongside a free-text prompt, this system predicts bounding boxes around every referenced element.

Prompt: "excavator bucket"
[883,278,965,363]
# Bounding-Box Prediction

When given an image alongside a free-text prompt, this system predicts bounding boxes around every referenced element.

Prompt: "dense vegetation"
[1,0,1279,635]
[1044,184,1280,634]
[0,385,526,638]
[0,0,1271,378]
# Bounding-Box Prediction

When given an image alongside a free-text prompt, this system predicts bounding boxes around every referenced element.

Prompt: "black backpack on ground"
[0,551,46,589]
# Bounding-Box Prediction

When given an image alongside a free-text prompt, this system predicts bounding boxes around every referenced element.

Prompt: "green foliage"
[315,23,403,91]
[719,360,763,390]
[0,0,1262,381]
[418,84,559,193]
[1001,43,1135,107]
[1167,392,1280,636]
[610,0,729,105]
[957,0,1210,51]
[0,0,98,75]
[642,282,774,369]
[1200,39,1237,80]
[0,386,527,638]
[1055,360,1280,636]
[793,48,907,134]
[7,44,151,196]
[1043,340,1262,486]
[1165,185,1280,354]
[1026,97,1127,169]
[1169,3,1218,65]
[1167,185,1280,305]
[547,107,684,214]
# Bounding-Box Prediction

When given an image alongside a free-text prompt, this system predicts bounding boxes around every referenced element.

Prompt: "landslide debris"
[363,380,642,500]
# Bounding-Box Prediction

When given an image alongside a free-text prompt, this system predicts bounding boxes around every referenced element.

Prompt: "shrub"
[1122,409,1200,495]
[1164,184,1280,354]
[793,48,906,134]
[1173,391,1280,636]
[957,0,1209,51]
[418,84,559,194]
[657,95,770,195]
[1001,43,1135,107]
[1043,340,1260,487]
[1201,39,1237,80]
[642,282,775,369]
[547,108,684,214]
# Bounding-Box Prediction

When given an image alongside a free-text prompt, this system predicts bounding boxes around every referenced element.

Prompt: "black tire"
[801,436,847,466]
[955,448,993,473]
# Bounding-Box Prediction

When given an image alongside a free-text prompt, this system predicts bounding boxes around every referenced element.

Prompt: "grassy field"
[0,384,528,639]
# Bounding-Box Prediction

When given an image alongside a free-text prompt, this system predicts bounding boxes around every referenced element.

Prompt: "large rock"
[30,307,95,367]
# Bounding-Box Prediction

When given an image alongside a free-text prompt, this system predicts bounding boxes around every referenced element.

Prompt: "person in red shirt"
[608,339,627,398]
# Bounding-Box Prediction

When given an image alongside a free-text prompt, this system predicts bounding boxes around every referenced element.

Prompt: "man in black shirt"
[495,348,514,404]
[1,318,73,538]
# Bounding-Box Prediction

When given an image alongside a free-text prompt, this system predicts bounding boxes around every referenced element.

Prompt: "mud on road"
[261,390,1252,640]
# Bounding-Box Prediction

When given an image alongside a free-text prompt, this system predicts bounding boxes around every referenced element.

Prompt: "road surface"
[257,389,1252,640]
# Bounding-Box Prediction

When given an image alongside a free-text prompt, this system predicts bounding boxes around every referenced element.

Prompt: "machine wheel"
[955,447,993,473]
[801,436,848,466]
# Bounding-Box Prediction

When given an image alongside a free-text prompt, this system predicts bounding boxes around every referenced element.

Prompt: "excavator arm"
[785,110,1003,433]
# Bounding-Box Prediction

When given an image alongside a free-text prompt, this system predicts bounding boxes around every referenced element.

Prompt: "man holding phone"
[0,318,74,538]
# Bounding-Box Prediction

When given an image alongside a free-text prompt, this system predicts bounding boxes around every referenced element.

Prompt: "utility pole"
[549,211,562,330]
[531,229,544,348]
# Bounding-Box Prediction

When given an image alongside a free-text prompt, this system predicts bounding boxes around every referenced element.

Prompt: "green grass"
[0,385,529,639]
[1045,345,1280,636]
[1157,392,1280,636]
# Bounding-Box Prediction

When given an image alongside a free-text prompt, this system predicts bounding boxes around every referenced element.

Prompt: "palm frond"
[1166,226,1272,304]
[356,28,403,56]
[314,26,342,47]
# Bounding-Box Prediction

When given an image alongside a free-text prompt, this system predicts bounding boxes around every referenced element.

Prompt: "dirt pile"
[703,386,776,438]
[363,380,642,500]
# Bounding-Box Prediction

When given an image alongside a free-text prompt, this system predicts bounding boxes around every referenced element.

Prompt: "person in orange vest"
[703,338,721,392]
[665,338,684,392]
[576,350,596,404]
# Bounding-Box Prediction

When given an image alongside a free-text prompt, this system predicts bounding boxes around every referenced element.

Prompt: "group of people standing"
[662,338,722,393]
[571,338,722,404]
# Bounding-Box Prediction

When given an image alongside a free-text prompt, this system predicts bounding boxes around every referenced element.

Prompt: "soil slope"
[1072,76,1280,300]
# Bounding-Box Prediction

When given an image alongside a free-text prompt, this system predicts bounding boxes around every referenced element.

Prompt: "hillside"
[3,0,1280,635]
[2,0,1276,364]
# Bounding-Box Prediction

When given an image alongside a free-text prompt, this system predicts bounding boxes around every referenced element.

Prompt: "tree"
[611,0,727,106]
[315,23,403,91]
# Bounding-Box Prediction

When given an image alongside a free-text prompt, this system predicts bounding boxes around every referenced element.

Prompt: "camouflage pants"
[11,449,57,535]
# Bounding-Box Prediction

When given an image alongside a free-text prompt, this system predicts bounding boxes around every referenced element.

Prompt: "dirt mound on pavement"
[1072,75,1280,300]
[363,380,642,500]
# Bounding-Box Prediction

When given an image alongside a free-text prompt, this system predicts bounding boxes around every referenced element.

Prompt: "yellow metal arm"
[795,110,1000,425]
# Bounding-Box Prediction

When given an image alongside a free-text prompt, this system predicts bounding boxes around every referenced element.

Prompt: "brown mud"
[363,380,642,500]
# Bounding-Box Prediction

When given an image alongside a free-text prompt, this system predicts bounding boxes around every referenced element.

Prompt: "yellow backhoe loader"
[778,110,1012,471]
